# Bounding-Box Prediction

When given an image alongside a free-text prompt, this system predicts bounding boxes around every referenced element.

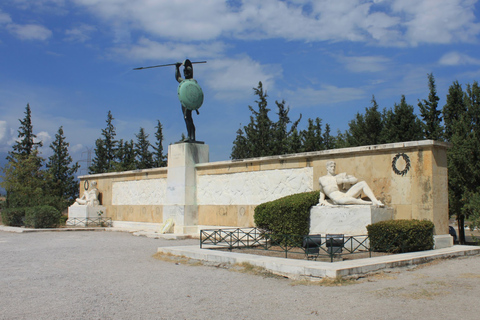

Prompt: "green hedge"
[367,219,435,253]
[1,207,26,227]
[254,191,320,237]
[24,206,62,229]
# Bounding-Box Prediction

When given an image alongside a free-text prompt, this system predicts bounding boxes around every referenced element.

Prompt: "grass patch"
[459,273,480,279]
[153,252,201,266]
[291,276,357,286]
[230,262,286,279]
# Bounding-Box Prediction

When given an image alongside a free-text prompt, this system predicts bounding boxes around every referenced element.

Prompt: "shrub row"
[367,219,434,253]
[254,191,320,237]
[1,207,25,227]
[1,206,62,228]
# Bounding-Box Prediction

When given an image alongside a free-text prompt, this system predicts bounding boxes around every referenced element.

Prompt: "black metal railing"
[66,217,112,227]
[200,228,371,262]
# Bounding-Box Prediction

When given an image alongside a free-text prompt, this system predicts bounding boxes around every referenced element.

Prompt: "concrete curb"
[0,225,192,240]
[157,245,480,280]
[0,226,106,233]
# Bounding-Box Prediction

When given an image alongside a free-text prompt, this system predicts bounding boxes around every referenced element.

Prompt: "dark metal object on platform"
[326,234,344,255]
[302,234,322,257]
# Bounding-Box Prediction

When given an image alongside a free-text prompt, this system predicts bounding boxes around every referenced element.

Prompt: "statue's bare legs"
[343,181,384,207]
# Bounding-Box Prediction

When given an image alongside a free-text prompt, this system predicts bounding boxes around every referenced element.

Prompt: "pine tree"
[302,118,324,152]
[288,128,302,153]
[231,127,249,160]
[115,139,136,171]
[3,104,46,208]
[271,100,302,155]
[1,150,48,208]
[343,96,384,147]
[231,82,304,159]
[153,120,167,167]
[89,111,118,173]
[46,126,80,210]
[89,138,107,174]
[102,110,118,170]
[443,80,466,141]
[7,103,42,161]
[382,95,424,143]
[418,73,443,140]
[243,82,273,157]
[135,127,154,169]
[445,81,480,243]
[363,96,384,144]
[323,123,335,150]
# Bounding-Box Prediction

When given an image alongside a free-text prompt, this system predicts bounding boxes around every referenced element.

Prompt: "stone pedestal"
[67,205,107,226]
[163,143,209,234]
[309,205,394,235]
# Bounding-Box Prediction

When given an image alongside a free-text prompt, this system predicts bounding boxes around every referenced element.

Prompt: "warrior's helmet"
[183,59,193,79]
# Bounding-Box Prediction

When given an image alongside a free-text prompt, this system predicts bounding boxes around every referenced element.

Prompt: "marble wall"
[79,140,450,234]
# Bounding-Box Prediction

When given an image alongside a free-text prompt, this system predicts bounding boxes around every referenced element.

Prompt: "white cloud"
[64,24,96,42]
[392,0,480,45]
[286,85,366,107]
[72,0,240,41]
[69,0,479,47]
[204,56,281,100]
[0,10,12,24]
[36,131,51,146]
[337,55,392,73]
[0,121,8,144]
[439,51,480,66]
[6,23,52,41]
[113,37,227,62]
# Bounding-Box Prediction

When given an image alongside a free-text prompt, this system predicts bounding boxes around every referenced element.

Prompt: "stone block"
[68,205,106,219]
[309,205,394,235]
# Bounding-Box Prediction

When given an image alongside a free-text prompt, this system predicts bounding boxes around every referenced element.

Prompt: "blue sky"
[1,0,480,178]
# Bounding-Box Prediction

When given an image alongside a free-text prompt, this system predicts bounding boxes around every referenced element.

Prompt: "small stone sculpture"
[74,181,100,207]
[318,161,384,207]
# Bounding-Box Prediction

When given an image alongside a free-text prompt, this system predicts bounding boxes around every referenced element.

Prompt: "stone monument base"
[67,205,107,226]
[309,205,394,235]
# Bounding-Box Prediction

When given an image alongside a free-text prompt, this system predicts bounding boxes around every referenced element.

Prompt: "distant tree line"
[231,76,480,244]
[88,111,167,174]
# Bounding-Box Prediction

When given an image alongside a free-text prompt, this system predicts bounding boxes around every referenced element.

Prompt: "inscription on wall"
[112,179,167,205]
[197,168,314,205]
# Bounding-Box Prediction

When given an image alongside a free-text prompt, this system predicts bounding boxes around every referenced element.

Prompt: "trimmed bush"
[24,206,62,228]
[367,219,435,253]
[254,191,320,237]
[1,207,26,227]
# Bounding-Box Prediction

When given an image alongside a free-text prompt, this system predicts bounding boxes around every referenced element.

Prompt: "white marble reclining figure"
[317,161,384,207]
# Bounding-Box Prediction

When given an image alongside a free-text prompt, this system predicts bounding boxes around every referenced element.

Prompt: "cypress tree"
[231,127,249,160]
[89,110,118,173]
[382,95,423,143]
[418,73,443,140]
[46,126,80,209]
[135,127,154,169]
[8,103,42,161]
[153,120,167,167]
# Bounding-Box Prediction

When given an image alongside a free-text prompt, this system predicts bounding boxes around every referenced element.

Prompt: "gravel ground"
[1,230,479,320]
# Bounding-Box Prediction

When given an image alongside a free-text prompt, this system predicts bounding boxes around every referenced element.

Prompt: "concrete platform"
[157,244,480,280]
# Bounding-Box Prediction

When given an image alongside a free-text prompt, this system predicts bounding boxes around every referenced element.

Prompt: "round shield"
[177,79,204,110]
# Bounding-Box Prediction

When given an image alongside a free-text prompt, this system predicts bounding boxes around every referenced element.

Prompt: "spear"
[133,61,207,70]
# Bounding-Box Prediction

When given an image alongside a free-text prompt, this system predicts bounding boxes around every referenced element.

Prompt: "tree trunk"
[457,215,466,244]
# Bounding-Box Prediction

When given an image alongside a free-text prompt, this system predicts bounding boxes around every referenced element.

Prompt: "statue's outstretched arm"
[175,62,183,83]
